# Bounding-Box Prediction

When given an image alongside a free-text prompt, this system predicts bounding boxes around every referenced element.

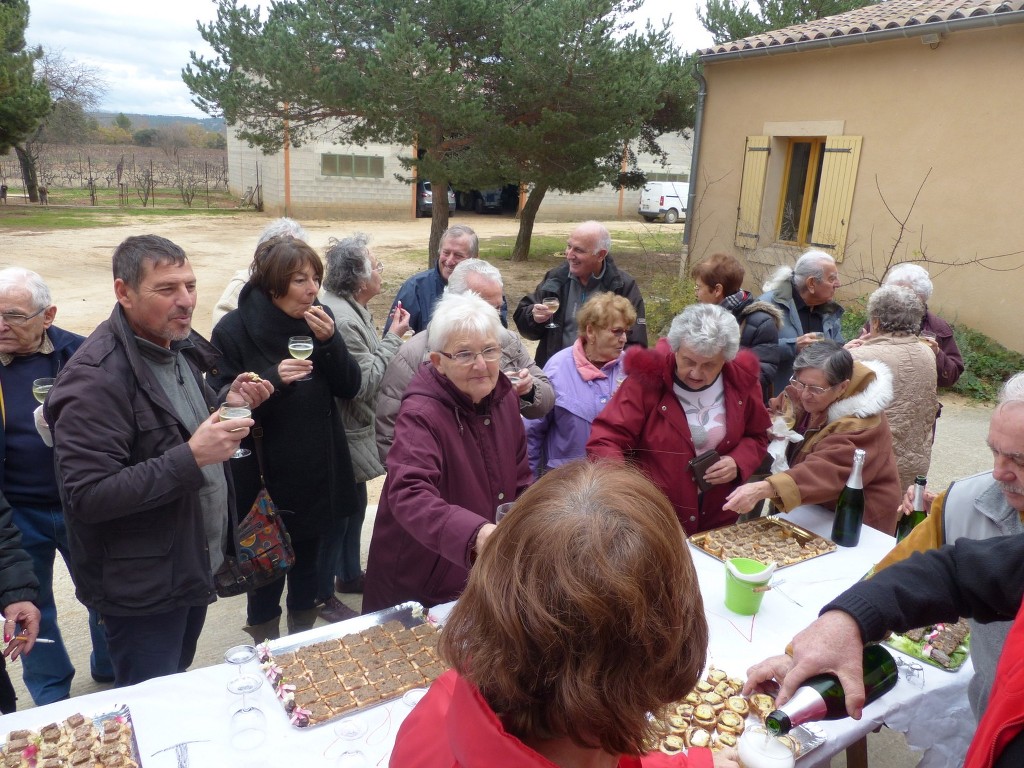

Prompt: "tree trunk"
[511,183,549,262]
[427,179,451,270]
[14,145,40,203]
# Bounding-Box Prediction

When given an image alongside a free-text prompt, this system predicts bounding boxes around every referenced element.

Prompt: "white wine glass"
[224,644,264,695]
[288,335,314,381]
[218,404,252,459]
[541,298,560,329]
[32,377,55,404]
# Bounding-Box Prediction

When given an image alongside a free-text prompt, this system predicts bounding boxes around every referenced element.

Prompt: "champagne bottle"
[765,644,898,736]
[831,448,866,547]
[895,475,928,542]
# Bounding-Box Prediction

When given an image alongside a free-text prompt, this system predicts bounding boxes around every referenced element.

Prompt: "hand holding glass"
[219,404,252,459]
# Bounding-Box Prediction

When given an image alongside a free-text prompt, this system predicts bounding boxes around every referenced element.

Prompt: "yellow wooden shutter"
[809,136,863,261]
[734,136,770,249]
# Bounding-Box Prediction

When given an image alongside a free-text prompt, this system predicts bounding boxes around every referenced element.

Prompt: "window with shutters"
[734,134,862,260]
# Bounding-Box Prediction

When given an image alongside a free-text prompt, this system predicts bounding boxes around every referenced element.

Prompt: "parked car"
[638,181,689,224]
[416,182,457,217]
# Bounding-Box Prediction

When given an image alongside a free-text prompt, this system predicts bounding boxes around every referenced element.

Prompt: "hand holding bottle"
[744,610,869,720]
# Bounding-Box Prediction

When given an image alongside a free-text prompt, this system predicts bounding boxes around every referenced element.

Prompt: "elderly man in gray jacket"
[375,259,554,465]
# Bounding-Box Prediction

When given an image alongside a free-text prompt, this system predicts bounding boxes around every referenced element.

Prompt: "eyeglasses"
[374,262,385,273]
[0,307,46,326]
[789,376,838,396]
[437,346,502,365]
[604,327,630,337]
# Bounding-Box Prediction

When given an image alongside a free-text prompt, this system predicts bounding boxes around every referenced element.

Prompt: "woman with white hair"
[758,249,845,396]
[847,285,938,491]
[587,303,771,535]
[862,263,964,387]
[314,234,411,622]
[363,292,531,612]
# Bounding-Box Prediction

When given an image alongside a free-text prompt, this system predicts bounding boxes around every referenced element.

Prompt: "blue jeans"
[11,504,112,705]
[316,483,366,602]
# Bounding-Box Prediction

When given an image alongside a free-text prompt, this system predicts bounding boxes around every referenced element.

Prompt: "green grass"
[0,204,253,230]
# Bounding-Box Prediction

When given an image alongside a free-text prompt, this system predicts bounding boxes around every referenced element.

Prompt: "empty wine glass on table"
[335,750,370,768]
[224,644,264,695]
[218,403,252,459]
[32,377,55,404]
[229,696,267,752]
[334,715,368,741]
[288,335,314,381]
[541,298,560,329]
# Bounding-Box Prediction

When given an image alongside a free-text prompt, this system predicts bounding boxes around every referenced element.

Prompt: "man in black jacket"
[514,221,647,367]
[47,235,273,687]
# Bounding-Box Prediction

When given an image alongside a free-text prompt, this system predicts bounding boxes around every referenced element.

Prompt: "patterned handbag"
[214,427,295,597]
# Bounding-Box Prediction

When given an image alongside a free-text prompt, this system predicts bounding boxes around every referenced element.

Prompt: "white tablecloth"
[0,506,975,767]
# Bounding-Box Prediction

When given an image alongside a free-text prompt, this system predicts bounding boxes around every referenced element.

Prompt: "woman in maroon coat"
[587,303,771,535]
[363,292,531,613]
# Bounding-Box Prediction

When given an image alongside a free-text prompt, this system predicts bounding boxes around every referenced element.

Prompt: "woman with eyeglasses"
[723,340,902,534]
[524,293,635,480]
[587,303,771,536]
[315,234,411,622]
[362,291,531,613]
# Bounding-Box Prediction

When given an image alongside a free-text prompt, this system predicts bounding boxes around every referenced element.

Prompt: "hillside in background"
[91,112,225,134]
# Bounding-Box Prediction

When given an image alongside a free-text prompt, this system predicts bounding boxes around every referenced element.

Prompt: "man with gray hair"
[514,220,647,368]
[759,249,845,395]
[382,224,507,335]
[375,258,554,463]
[0,268,112,703]
[873,372,1024,720]
[211,217,310,328]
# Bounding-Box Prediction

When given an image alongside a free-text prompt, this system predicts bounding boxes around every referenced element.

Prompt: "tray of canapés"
[688,517,836,568]
[884,617,971,672]
[652,668,824,759]
[1,705,141,768]
[257,601,447,728]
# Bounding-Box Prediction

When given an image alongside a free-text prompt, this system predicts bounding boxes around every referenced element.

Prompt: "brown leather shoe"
[319,597,358,623]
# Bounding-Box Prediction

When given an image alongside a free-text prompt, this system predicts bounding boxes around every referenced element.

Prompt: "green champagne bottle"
[831,448,866,547]
[895,475,928,542]
[765,644,898,736]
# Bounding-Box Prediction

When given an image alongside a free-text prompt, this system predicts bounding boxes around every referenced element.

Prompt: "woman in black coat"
[210,236,361,639]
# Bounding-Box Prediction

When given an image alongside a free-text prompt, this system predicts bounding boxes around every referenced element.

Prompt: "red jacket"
[965,597,1024,768]
[587,344,771,535]
[392,670,714,768]
[363,363,531,613]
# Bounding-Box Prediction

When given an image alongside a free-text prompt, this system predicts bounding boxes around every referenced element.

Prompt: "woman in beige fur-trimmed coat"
[847,284,939,492]
[318,234,411,612]
[724,340,902,535]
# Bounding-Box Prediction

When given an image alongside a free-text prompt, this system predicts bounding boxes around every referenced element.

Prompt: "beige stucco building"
[227,128,692,222]
[691,0,1024,351]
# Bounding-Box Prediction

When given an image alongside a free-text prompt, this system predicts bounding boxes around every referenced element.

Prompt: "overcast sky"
[25,0,714,118]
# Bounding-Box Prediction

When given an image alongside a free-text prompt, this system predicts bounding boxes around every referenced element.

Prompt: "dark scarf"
[237,282,322,360]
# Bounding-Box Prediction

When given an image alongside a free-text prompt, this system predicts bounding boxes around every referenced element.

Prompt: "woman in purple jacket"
[525,293,636,479]
[363,292,532,613]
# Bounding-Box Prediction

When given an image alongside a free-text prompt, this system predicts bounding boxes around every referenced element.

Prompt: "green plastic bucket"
[724,557,776,615]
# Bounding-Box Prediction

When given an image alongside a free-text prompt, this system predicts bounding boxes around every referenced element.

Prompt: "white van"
[638,181,689,224]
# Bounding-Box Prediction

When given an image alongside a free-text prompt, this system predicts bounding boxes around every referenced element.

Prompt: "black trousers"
[103,604,208,687]
[0,656,17,713]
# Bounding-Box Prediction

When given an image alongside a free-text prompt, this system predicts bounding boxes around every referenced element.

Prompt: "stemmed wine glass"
[224,644,264,695]
[335,750,370,768]
[288,335,314,381]
[218,403,252,459]
[335,715,368,741]
[542,298,560,329]
[229,697,267,752]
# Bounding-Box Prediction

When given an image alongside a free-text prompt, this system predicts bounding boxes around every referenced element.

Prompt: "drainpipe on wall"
[683,67,707,253]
